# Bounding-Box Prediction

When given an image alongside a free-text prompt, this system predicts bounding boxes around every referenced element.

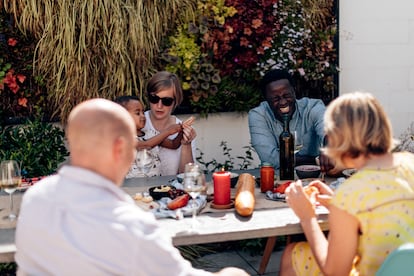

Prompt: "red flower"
[7,38,17,46]
[18,97,28,107]
[3,70,20,93]
[17,74,26,83]
[252,19,263,29]
[244,27,252,36]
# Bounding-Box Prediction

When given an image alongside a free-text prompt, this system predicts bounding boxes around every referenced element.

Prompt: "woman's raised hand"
[166,123,183,135]
[181,116,196,145]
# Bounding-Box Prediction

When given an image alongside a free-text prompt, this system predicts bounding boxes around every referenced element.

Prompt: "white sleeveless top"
[142,111,196,176]
[126,136,162,178]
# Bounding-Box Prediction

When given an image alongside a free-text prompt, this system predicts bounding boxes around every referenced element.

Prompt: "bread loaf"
[235,173,256,217]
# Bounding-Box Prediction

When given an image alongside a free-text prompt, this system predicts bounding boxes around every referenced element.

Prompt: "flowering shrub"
[1,0,338,119]
[160,0,338,114]
[0,38,29,114]
[259,0,337,98]
[207,0,278,75]
[0,10,47,122]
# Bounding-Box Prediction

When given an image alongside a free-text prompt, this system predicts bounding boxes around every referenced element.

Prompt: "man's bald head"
[66,98,137,184]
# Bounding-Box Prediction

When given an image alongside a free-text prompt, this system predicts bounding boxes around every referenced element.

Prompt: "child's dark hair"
[114,95,140,108]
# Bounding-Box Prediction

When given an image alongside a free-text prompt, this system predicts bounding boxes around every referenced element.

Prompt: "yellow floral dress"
[291,152,414,276]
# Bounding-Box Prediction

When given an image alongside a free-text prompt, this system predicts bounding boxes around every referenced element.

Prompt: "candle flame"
[221,167,225,172]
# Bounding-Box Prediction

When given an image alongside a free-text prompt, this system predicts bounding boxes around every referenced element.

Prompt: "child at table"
[280,92,414,275]
[115,96,183,178]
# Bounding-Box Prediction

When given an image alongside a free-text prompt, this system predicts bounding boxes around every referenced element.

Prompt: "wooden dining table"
[0,169,330,274]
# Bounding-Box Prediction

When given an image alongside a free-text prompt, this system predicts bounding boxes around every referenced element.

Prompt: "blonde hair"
[323,92,394,166]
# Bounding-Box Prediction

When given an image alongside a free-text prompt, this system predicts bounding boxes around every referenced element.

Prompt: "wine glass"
[135,148,155,177]
[0,160,22,221]
[183,163,206,230]
[294,131,303,154]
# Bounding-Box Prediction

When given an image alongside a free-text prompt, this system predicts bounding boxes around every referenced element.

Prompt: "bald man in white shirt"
[15,99,247,276]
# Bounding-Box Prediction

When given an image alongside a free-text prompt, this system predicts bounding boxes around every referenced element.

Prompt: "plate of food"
[148,185,186,200]
[134,184,207,219]
[342,168,357,178]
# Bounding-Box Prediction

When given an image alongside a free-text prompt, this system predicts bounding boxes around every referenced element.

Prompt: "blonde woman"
[280,92,414,276]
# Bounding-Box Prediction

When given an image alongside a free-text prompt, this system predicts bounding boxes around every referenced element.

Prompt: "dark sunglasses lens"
[161,97,174,106]
[148,94,160,104]
[149,94,174,106]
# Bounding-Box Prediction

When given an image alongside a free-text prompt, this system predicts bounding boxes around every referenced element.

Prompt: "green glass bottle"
[279,114,295,180]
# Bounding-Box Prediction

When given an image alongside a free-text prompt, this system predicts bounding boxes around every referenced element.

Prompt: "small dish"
[149,185,177,200]
[295,165,321,179]
[342,168,357,178]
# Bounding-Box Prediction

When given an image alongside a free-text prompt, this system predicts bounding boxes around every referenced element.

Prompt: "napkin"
[265,191,286,202]
[151,195,207,219]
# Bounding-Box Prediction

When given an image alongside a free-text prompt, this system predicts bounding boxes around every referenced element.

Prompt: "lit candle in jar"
[213,169,231,205]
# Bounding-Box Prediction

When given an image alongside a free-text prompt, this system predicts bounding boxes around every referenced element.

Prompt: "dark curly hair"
[260,69,295,97]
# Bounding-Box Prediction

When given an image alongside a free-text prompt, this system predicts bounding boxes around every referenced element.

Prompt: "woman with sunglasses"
[142,71,197,175]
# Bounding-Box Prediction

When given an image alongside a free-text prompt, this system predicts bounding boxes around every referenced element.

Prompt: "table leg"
[258,236,277,275]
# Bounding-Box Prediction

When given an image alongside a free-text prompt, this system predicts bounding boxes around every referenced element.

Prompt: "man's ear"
[112,136,127,161]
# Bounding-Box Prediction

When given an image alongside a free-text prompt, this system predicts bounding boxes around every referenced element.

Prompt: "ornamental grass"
[1,0,196,122]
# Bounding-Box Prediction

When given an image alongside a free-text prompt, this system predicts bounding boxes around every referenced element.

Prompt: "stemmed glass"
[0,160,22,221]
[135,149,155,177]
[294,131,303,154]
[183,163,206,230]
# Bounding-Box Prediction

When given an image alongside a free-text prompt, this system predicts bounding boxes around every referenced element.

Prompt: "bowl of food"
[295,165,321,179]
[149,185,174,200]
[149,185,187,200]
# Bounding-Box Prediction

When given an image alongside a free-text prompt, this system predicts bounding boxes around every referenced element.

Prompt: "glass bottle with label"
[279,114,295,180]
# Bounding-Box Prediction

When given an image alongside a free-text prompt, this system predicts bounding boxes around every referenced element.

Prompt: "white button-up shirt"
[15,166,211,276]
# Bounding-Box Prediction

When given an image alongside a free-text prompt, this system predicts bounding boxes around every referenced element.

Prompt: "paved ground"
[194,248,284,275]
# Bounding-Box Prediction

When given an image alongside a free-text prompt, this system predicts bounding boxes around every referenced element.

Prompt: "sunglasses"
[148,94,175,107]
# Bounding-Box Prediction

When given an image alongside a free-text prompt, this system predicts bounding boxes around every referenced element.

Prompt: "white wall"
[177,112,261,169]
[340,0,414,137]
